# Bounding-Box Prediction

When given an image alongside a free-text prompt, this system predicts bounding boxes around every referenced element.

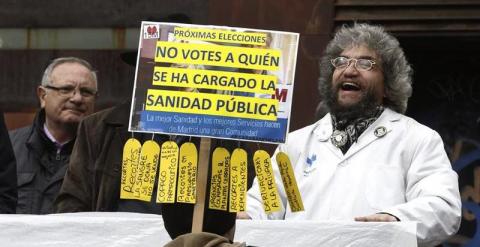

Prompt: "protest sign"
[128,22,299,144]
[122,23,303,228]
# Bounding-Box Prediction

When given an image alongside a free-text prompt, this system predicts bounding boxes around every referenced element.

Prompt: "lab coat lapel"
[341,108,400,161]
[312,113,344,160]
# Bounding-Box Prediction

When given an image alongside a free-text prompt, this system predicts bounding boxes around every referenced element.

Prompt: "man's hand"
[354,213,398,222]
[236,212,252,219]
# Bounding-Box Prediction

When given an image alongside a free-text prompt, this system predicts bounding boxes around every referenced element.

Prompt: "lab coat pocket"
[364,164,406,211]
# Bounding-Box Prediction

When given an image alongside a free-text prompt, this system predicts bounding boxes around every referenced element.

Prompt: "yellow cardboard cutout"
[177,142,198,203]
[229,148,248,212]
[276,152,304,212]
[253,150,281,213]
[130,140,160,201]
[156,141,179,203]
[209,147,230,210]
[120,138,142,200]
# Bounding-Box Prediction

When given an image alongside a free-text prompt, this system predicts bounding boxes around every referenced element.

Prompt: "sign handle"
[191,137,211,233]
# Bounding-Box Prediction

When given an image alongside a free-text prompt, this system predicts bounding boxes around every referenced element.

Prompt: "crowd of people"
[0,22,462,247]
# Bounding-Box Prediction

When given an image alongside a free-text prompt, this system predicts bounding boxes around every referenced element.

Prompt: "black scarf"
[331,106,384,154]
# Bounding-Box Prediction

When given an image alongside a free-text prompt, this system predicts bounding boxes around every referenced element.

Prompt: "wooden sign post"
[191,137,211,233]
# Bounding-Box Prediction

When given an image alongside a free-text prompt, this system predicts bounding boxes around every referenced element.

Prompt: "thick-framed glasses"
[43,84,98,99]
[331,56,376,71]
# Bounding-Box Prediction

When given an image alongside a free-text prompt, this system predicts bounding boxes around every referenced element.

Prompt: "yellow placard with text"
[176,142,198,203]
[152,66,276,94]
[130,22,300,144]
[120,138,142,200]
[253,150,281,213]
[276,152,304,212]
[146,89,278,121]
[130,140,160,201]
[209,147,230,211]
[155,41,280,71]
[156,141,179,203]
[229,148,248,212]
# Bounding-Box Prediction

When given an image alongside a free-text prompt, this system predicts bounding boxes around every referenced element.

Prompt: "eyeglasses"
[43,84,98,99]
[331,56,377,71]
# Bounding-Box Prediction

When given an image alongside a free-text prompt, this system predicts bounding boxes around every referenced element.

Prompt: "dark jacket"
[0,112,17,213]
[9,110,74,214]
[55,102,134,212]
[55,102,238,238]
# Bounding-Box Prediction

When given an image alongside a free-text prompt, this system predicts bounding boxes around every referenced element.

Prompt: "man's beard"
[325,82,381,121]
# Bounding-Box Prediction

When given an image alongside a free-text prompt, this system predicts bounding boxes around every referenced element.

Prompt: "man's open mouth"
[340,82,361,91]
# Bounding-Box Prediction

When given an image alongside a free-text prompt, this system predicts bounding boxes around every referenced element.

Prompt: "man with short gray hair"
[10,57,98,214]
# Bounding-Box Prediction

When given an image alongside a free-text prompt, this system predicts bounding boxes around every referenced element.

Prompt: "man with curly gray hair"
[243,23,461,247]
[318,23,412,116]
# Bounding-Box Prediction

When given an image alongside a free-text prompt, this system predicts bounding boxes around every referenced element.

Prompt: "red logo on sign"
[144,24,160,39]
[147,26,157,36]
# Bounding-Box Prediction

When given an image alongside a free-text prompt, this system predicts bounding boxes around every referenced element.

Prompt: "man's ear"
[37,86,46,108]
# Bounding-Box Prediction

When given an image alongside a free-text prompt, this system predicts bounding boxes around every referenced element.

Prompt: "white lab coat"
[246,108,461,247]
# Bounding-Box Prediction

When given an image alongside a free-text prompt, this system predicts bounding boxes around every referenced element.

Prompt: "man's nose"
[69,90,84,102]
[343,60,359,76]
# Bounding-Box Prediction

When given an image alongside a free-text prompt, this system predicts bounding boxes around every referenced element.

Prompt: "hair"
[41,57,98,89]
[318,23,413,114]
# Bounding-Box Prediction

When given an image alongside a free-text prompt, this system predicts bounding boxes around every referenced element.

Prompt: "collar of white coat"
[312,107,401,142]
